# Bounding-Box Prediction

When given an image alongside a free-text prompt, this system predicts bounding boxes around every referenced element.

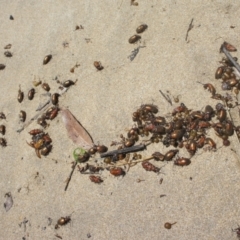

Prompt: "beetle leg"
[35,149,41,158]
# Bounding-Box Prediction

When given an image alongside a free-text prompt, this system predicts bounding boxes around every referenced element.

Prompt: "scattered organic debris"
[27,129,52,158]
[4,192,13,211]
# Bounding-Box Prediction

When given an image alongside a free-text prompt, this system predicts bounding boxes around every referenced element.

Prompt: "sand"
[1,1,240,239]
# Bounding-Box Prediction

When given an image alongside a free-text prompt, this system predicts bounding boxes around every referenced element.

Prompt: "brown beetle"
[142,161,160,173]
[94,61,104,71]
[37,117,47,128]
[62,80,76,88]
[55,216,71,229]
[222,41,237,52]
[43,54,52,65]
[51,93,60,105]
[0,125,5,135]
[217,108,226,122]
[124,138,135,147]
[141,104,158,114]
[49,107,59,120]
[89,175,103,184]
[128,35,141,44]
[205,138,216,149]
[215,66,224,79]
[18,85,24,103]
[164,149,179,161]
[202,83,216,95]
[136,24,148,34]
[40,144,52,156]
[96,145,108,153]
[19,110,26,122]
[152,152,165,161]
[170,129,185,140]
[0,64,6,70]
[174,157,191,166]
[29,129,43,135]
[28,88,35,100]
[110,167,125,176]
[0,138,7,147]
[42,83,50,91]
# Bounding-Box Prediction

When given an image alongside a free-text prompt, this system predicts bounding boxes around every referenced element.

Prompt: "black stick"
[100,144,146,158]
[64,161,77,191]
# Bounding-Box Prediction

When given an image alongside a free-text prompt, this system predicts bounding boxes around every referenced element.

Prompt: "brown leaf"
[61,108,93,149]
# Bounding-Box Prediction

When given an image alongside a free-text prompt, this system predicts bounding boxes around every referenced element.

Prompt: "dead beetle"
[41,144,52,156]
[152,152,165,161]
[63,80,75,88]
[18,85,24,103]
[96,145,108,153]
[215,66,224,79]
[55,216,71,229]
[19,110,26,122]
[29,129,43,135]
[164,149,179,161]
[110,167,125,176]
[49,107,59,120]
[0,64,6,70]
[42,83,50,91]
[94,61,104,71]
[28,88,35,100]
[0,125,5,135]
[43,55,52,65]
[136,24,148,34]
[0,138,7,147]
[174,157,191,166]
[142,161,160,173]
[124,138,135,147]
[51,93,60,105]
[217,108,226,122]
[89,175,103,184]
[37,117,47,128]
[128,35,141,44]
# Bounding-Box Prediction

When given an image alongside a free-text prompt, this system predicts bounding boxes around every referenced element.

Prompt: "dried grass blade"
[61,108,93,149]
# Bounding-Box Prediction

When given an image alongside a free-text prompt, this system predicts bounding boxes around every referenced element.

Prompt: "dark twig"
[64,161,77,191]
[159,90,172,105]
[100,144,146,158]
[185,18,194,41]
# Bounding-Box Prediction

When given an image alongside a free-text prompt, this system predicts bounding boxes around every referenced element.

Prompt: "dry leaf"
[4,192,13,212]
[61,108,93,149]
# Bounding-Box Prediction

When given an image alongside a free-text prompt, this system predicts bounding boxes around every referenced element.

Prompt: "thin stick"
[64,161,77,191]
[100,144,146,158]
[221,45,240,73]
[159,90,172,105]
[185,18,194,41]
